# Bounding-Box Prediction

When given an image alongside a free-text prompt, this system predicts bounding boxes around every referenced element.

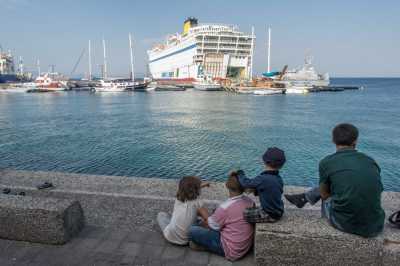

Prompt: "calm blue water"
[0,78,399,190]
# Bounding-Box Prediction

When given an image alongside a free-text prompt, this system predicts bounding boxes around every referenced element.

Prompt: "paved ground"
[0,226,255,266]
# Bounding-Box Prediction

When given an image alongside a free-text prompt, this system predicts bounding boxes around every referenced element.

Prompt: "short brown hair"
[226,172,244,194]
[332,123,359,146]
[176,176,201,202]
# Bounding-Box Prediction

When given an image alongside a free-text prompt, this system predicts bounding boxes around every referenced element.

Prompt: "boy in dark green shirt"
[285,123,385,237]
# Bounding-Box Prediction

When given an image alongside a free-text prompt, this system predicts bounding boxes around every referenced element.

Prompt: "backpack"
[389,210,400,228]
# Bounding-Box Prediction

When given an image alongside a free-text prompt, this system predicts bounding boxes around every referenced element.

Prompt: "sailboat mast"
[88,40,92,81]
[267,27,271,73]
[102,38,107,80]
[129,33,134,82]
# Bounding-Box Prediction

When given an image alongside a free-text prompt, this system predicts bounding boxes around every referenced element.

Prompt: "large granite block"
[255,209,383,266]
[0,195,84,244]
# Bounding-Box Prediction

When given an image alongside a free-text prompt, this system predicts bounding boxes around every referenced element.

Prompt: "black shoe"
[2,188,11,194]
[284,193,308,208]
[37,182,53,190]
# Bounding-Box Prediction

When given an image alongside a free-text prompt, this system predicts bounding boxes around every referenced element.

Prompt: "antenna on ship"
[37,59,41,77]
[88,40,92,81]
[19,56,24,75]
[102,38,107,80]
[129,33,134,82]
[267,26,271,73]
[249,26,255,80]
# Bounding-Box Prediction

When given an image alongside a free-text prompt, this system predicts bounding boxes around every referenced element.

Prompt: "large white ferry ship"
[147,18,255,84]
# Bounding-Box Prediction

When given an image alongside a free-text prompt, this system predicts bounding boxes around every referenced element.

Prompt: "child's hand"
[201,182,211,188]
[229,169,244,177]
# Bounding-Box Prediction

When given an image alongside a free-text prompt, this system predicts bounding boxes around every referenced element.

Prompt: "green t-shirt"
[319,148,385,237]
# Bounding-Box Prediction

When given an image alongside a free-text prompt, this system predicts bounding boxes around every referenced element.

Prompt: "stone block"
[255,209,382,266]
[0,195,84,245]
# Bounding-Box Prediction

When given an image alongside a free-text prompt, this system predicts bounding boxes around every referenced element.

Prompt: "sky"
[1,0,399,77]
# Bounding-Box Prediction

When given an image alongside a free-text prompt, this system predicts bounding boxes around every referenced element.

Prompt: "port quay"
[1,169,400,265]
[1,7,400,266]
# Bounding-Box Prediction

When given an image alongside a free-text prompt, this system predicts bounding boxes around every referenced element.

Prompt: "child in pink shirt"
[189,173,255,261]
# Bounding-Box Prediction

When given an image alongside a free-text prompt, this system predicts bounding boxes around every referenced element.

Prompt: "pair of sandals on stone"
[2,181,54,196]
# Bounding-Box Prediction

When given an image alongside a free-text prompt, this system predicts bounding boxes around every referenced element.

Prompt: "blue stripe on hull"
[149,44,197,63]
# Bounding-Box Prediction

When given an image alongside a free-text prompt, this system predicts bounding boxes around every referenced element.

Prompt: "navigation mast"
[88,40,92,81]
[267,26,271,73]
[102,38,107,80]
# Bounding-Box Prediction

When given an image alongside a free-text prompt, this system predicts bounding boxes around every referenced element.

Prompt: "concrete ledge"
[0,194,84,244]
[255,208,400,266]
[1,169,400,264]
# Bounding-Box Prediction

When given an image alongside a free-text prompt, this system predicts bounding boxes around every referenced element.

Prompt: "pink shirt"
[208,195,255,261]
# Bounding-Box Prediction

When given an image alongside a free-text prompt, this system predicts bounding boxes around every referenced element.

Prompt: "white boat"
[253,89,283,95]
[285,86,312,94]
[193,76,222,91]
[276,56,329,87]
[33,73,67,91]
[147,17,255,85]
[193,82,222,91]
[94,80,131,92]
[0,87,28,93]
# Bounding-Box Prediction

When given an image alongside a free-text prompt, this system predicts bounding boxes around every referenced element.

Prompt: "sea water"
[0,78,399,190]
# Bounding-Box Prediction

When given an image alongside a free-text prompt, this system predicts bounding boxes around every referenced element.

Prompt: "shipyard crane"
[70,48,86,77]
[278,65,288,80]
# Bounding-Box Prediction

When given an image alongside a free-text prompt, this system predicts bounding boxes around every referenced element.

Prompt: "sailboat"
[94,38,131,92]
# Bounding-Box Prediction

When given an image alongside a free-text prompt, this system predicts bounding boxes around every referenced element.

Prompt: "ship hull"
[0,74,18,83]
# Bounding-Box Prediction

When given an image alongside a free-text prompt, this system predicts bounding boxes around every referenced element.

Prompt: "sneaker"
[189,241,207,252]
[284,193,308,208]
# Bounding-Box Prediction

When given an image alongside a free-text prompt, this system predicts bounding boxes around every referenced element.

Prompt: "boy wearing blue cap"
[235,147,286,223]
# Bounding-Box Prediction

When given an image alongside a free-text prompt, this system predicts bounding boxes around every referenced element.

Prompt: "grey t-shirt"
[163,198,203,245]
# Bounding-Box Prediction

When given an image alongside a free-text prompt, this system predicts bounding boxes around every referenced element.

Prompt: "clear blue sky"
[1,0,399,77]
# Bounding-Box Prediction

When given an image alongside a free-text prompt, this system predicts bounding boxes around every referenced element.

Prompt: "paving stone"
[70,237,102,252]
[208,254,233,266]
[161,245,186,261]
[125,230,149,243]
[77,225,108,239]
[232,254,254,266]
[185,250,210,265]
[95,239,123,253]
[86,252,125,266]
[105,229,130,241]
[137,243,165,260]
[119,242,142,257]
[143,230,168,246]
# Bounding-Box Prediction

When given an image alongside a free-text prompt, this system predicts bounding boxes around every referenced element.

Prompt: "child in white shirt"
[157,176,210,245]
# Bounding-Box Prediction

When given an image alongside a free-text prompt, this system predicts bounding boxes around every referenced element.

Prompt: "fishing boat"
[155,85,186,91]
[33,73,66,91]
